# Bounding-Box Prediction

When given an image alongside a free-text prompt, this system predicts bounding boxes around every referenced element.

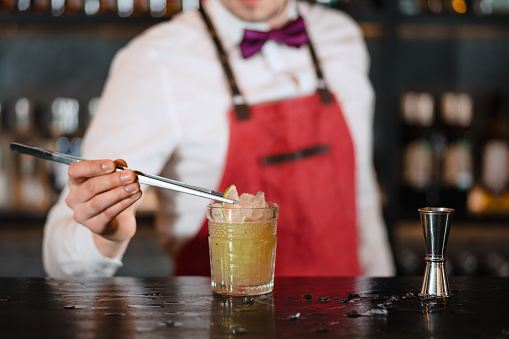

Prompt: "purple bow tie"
[240,17,308,59]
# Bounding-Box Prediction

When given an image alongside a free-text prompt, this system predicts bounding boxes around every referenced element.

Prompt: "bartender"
[43,0,395,278]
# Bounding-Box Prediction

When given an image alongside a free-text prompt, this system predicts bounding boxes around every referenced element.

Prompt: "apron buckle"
[234,104,250,121]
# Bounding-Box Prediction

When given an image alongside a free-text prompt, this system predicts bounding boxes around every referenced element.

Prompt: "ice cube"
[239,193,255,207]
[239,191,264,221]
[211,206,223,222]
[223,188,271,222]
[255,192,266,207]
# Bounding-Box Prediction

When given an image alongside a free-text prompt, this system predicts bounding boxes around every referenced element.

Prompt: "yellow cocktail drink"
[207,189,278,296]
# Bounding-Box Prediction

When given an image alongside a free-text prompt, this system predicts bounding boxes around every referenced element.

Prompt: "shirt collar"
[204,0,299,48]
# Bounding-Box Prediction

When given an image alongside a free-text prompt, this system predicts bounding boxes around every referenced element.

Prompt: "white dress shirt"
[43,0,395,278]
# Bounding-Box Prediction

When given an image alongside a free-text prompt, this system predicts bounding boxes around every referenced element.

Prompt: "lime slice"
[223,184,239,208]
[222,184,243,222]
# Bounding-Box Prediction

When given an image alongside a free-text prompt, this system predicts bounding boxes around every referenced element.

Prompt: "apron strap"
[295,2,334,104]
[198,6,251,121]
[306,35,333,104]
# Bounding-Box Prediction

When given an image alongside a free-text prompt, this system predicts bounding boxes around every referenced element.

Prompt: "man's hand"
[65,159,142,258]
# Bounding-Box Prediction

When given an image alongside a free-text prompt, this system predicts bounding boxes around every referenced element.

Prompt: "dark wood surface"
[0,276,508,338]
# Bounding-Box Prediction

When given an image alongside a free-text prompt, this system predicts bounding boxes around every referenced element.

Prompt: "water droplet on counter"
[287,312,301,320]
[367,308,389,316]
[348,293,360,300]
[402,291,416,299]
[159,320,184,327]
[165,312,202,317]
[345,310,361,318]
[232,327,247,335]
[164,301,185,305]
[127,304,163,308]
[98,298,125,302]
[64,305,87,309]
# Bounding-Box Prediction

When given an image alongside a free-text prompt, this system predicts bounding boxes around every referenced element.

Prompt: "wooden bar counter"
[0,276,508,338]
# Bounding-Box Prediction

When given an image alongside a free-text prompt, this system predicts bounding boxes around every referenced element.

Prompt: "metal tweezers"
[10,142,235,204]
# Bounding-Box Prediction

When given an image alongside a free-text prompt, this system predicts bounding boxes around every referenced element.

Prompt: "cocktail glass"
[207,202,278,296]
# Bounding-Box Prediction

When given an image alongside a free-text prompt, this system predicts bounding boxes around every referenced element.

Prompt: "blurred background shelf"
[1,0,509,276]
[0,213,171,277]
[0,13,168,23]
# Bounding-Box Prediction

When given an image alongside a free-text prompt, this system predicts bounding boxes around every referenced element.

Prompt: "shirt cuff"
[74,225,124,277]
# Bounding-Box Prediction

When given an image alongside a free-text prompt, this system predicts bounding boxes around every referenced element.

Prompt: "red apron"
[175,6,362,276]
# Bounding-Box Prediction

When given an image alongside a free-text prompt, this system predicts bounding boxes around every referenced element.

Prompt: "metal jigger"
[418,207,454,298]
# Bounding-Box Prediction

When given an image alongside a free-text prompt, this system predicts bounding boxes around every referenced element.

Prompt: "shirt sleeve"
[43,188,124,279]
[42,31,181,279]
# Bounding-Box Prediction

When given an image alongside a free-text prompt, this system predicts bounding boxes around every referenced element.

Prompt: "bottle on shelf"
[440,92,475,214]
[148,0,166,17]
[402,137,434,192]
[1,0,16,13]
[473,0,509,16]
[1,0,185,16]
[49,97,80,138]
[12,98,36,139]
[65,0,85,14]
[401,91,435,128]
[33,0,51,14]
[117,0,134,17]
[399,0,426,15]
[467,95,509,216]
[16,0,31,12]
[84,0,100,15]
[399,0,476,16]
[96,0,116,15]
[442,0,469,15]
[400,91,440,211]
[51,0,65,15]
[427,0,443,14]
[0,101,13,210]
[130,0,148,16]
[46,97,82,193]
[10,98,53,212]
[164,0,182,16]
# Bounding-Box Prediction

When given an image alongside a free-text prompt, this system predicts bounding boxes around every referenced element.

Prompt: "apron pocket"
[261,144,330,166]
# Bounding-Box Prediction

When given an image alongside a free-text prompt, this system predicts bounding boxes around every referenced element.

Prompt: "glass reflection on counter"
[210,294,275,338]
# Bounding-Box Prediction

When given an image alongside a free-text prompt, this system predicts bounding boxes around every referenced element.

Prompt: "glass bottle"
[0,102,12,209]
[440,92,475,214]
[467,95,509,216]
[11,98,52,212]
[400,92,438,212]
